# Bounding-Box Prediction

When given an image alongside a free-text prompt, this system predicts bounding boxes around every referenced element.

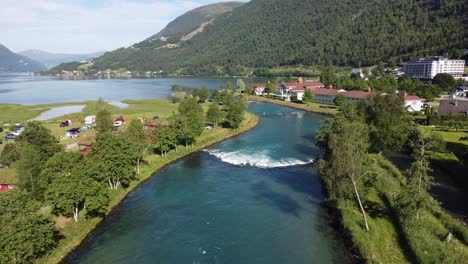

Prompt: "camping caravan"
[84,115,96,125]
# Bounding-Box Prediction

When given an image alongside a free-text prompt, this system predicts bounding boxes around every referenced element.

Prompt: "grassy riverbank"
[248,95,338,115]
[36,112,259,264]
[328,153,468,263]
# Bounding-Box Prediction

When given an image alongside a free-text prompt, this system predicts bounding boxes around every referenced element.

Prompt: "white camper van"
[84,115,96,125]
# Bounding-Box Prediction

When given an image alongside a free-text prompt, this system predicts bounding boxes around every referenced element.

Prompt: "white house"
[403,92,424,112]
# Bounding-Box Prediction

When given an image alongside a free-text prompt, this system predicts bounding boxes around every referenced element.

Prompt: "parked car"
[65,132,79,138]
[0,127,3,132]
[208,98,214,102]
[60,120,72,127]
[12,126,25,136]
[114,121,123,127]
[81,125,91,131]
[153,115,159,120]
[14,121,22,127]
[205,125,214,131]
[218,101,224,105]
[5,133,16,139]
[66,128,80,134]
[3,123,10,128]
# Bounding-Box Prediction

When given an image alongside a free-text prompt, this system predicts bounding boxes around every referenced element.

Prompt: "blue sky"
[0,0,240,54]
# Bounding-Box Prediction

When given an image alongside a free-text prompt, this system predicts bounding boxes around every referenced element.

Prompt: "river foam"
[204,149,314,168]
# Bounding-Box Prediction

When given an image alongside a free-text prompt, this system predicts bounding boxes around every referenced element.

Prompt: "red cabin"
[79,142,93,154]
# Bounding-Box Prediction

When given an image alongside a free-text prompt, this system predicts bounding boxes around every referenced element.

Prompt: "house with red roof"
[402,92,424,112]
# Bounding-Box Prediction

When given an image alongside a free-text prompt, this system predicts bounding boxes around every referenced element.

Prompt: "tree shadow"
[381,194,419,264]
[250,181,302,218]
[363,200,388,219]
[267,167,324,202]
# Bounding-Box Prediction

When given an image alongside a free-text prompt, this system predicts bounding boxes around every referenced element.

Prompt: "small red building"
[0,184,14,191]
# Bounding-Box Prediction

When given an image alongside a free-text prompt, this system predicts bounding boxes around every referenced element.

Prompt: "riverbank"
[37,112,259,264]
[248,95,338,116]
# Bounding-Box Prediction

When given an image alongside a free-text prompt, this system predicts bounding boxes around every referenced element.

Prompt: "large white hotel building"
[403,56,465,79]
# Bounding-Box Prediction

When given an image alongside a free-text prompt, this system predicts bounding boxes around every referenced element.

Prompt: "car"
[208,98,214,102]
[65,132,79,138]
[66,128,80,133]
[3,123,10,128]
[14,121,22,127]
[205,125,214,131]
[60,120,72,127]
[153,115,159,121]
[218,101,224,105]
[114,121,123,127]
[0,127,3,132]
[5,133,16,140]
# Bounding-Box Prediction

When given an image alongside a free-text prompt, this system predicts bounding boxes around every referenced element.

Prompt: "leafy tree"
[192,88,200,98]
[16,145,45,198]
[224,95,247,129]
[212,90,221,102]
[318,117,373,231]
[364,94,412,152]
[88,133,137,190]
[320,67,337,86]
[206,103,224,127]
[369,74,398,93]
[153,126,177,156]
[302,88,313,103]
[225,81,233,90]
[16,121,62,158]
[265,82,275,94]
[0,191,58,263]
[432,73,456,91]
[125,119,147,174]
[237,79,246,91]
[334,93,346,108]
[46,166,109,222]
[199,86,210,102]
[171,84,180,92]
[96,109,114,134]
[0,143,20,167]
[178,97,204,119]
[37,151,83,200]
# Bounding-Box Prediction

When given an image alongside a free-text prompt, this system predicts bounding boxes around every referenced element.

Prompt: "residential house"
[402,92,424,112]
[438,99,468,115]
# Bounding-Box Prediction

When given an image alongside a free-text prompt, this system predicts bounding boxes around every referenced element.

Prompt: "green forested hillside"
[54,0,467,74]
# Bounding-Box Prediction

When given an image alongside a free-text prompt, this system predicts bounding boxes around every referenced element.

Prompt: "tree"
[302,89,313,103]
[224,94,247,129]
[46,166,109,222]
[153,126,177,156]
[178,97,203,119]
[0,143,20,167]
[318,117,373,231]
[16,121,62,158]
[88,133,137,190]
[192,88,200,98]
[265,82,275,94]
[432,73,456,92]
[16,145,45,198]
[369,74,398,93]
[199,86,210,102]
[225,81,233,90]
[96,109,113,134]
[364,94,412,152]
[125,119,147,174]
[212,90,221,102]
[237,79,246,91]
[398,130,435,220]
[171,84,180,92]
[320,66,337,86]
[0,191,58,263]
[206,103,224,127]
[334,93,346,108]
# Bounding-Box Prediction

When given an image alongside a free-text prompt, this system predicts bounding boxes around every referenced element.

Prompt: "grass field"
[249,95,338,115]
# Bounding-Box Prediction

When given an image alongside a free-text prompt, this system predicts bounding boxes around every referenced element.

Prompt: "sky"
[0,0,236,54]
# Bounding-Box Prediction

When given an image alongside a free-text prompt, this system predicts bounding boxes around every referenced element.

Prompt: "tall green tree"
[265,82,275,94]
[199,86,210,102]
[302,89,313,103]
[96,109,114,134]
[16,121,62,158]
[125,119,147,174]
[334,93,346,108]
[237,79,246,91]
[88,133,137,190]
[318,117,372,231]
[16,145,45,198]
[224,95,247,129]
[0,143,20,167]
[320,66,337,86]
[153,126,177,156]
[0,191,58,263]
[206,103,224,127]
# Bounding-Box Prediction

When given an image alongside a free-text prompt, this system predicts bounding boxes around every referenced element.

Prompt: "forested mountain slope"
[56,0,468,74]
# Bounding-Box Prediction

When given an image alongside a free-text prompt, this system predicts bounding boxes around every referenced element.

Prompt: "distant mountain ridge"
[19,50,106,69]
[51,0,467,76]
[0,44,46,72]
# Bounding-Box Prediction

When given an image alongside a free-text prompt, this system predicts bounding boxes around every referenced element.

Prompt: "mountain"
[54,0,467,75]
[19,50,106,69]
[0,44,46,72]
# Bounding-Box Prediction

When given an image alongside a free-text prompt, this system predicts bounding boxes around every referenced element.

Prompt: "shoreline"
[39,112,260,264]
[248,95,338,116]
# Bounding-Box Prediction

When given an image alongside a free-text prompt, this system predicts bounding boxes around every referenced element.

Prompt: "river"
[64,102,349,264]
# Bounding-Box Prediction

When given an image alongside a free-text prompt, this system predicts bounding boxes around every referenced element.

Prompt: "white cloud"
[0,0,214,53]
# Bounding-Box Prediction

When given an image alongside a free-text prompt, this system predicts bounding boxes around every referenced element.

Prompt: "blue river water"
[64,102,350,264]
